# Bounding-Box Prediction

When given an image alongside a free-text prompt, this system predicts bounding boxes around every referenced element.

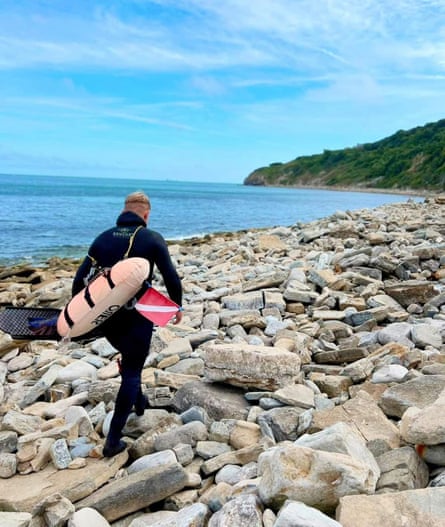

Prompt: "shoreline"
[244,182,432,198]
[0,192,434,269]
[0,194,435,271]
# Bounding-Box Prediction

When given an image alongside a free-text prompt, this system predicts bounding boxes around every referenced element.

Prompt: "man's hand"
[173,310,183,325]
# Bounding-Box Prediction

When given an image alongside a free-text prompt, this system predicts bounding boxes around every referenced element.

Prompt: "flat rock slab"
[204,343,301,390]
[337,487,445,527]
[0,454,127,513]
[76,462,188,522]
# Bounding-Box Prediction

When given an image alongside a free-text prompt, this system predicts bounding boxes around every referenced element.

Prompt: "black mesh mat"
[0,307,61,340]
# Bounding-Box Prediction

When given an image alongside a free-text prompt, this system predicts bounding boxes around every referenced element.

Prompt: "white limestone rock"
[295,422,380,489]
[275,500,343,526]
[258,444,376,514]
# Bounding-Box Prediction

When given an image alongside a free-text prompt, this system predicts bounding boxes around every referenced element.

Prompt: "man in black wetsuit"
[72,191,183,457]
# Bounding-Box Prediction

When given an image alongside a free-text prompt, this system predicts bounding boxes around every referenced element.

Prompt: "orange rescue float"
[57,257,150,338]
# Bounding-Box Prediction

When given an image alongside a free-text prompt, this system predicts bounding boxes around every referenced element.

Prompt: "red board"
[135,287,180,326]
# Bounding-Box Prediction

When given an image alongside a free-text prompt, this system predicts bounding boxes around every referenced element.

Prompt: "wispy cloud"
[1,95,197,131]
[1,0,443,75]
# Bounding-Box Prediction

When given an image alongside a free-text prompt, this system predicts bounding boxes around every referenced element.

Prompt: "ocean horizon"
[0,173,424,266]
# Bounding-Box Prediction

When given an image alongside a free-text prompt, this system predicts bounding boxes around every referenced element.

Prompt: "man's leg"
[104,368,142,454]
[103,313,153,456]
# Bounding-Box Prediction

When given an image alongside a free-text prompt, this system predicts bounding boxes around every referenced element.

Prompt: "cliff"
[245,118,445,191]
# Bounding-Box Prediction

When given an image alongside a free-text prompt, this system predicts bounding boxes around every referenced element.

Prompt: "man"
[72,191,183,457]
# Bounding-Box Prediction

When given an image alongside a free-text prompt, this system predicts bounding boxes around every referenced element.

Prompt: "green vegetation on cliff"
[244,119,445,191]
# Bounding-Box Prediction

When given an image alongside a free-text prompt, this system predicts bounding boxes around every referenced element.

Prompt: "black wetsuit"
[72,211,182,448]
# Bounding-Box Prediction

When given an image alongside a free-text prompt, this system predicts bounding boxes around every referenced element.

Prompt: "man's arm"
[152,236,183,307]
[72,256,93,296]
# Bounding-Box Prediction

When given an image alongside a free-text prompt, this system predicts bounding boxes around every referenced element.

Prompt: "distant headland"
[244,118,445,194]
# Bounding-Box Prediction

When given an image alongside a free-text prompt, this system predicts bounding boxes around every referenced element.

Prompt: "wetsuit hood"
[116,211,147,227]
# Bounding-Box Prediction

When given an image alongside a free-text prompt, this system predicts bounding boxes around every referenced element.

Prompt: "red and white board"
[135,287,180,326]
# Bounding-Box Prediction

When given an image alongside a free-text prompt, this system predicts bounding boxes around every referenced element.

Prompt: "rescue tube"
[57,257,150,338]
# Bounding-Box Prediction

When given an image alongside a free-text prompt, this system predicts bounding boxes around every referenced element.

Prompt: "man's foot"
[103,439,127,458]
[134,394,148,416]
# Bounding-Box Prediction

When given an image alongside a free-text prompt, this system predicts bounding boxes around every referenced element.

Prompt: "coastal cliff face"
[243,171,266,186]
[2,196,445,525]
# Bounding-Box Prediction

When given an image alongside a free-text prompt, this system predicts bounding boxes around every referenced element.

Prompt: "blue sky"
[1,0,445,183]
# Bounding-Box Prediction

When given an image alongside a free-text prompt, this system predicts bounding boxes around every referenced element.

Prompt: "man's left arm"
[71,256,93,296]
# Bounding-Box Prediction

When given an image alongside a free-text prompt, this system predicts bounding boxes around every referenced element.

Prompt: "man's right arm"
[151,234,182,307]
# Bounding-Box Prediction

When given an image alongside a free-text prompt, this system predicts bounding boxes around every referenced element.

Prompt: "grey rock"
[208,494,263,527]
[172,443,194,466]
[274,500,342,527]
[127,450,177,475]
[430,470,445,487]
[76,462,188,522]
[372,364,409,383]
[88,379,120,404]
[37,493,75,527]
[221,291,264,311]
[417,444,445,465]
[215,462,257,485]
[195,441,232,460]
[180,406,211,426]
[50,439,72,470]
[0,431,18,454]
[136,503,209,527]
[376,446,429,493]
[165,358,205,376]
[259,397,284,410]
[411,323,443,349]
[379,375,445,418]
[19,364,63,409]
[377,322,414,347]
[0,453,17,478]
[173,381,250,421]
[2,410,43,436]
[258,407,305,442]
[384,280,437,308]
[153,421,208,451]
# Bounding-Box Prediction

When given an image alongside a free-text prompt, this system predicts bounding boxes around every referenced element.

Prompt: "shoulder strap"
[86,253,98,266]
[123,225,143,259]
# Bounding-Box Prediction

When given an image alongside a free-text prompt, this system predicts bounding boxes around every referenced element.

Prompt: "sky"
[1,0,445,184]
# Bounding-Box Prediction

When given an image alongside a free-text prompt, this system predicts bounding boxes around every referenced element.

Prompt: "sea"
[0,173,424,266]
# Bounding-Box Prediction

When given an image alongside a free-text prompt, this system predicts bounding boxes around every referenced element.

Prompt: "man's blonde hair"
[124,191,151,215]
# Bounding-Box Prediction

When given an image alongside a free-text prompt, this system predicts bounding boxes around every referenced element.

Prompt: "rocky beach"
[2,196,445,526]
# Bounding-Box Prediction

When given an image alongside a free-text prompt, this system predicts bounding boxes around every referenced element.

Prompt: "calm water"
[0,173,422,265]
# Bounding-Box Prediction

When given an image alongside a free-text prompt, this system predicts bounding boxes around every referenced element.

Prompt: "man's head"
[124,191,151,223]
